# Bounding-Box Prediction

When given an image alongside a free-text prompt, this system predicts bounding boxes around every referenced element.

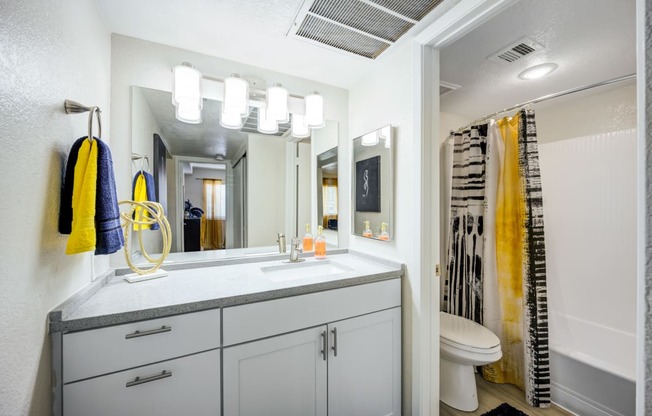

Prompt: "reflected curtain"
[322,178,338,229]
[201,179,225,250]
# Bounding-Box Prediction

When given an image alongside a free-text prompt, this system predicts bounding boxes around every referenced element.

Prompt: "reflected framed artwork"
[355,155,381,212]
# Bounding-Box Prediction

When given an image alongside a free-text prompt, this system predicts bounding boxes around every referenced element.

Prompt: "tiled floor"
[439,375,576,416]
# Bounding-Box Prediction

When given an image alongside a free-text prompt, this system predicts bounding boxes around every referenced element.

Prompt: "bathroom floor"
[439,375,575,416]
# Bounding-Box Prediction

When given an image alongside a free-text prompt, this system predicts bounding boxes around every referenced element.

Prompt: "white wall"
[247,134,286,247]
[347,41,422,416]
[110,35,348,262]
[0,1,111,414]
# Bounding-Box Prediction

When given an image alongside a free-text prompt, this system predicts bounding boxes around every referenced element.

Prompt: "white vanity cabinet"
[59,308,221,416]
[222,279,401,416]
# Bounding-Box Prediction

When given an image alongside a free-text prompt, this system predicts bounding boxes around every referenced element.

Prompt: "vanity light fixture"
[304,91,325,128]
[220,106,244,129]
[291,113,310,138]
[266,83,289,123]
[223,74,249,116]
[172,63,202,109]
[175,102,202,124]
[518,63,558,80]
[257,105,278,134]
[361,131,379,146]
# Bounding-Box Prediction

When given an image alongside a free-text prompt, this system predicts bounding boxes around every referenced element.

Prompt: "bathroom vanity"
[49,252,403,416]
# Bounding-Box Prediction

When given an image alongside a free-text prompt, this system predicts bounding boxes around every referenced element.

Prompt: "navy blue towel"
[95,139,124,255]
[58,137,86,234]
[131,171,160,231]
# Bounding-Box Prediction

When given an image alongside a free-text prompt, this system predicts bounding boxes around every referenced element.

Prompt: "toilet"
[440,311,502,412]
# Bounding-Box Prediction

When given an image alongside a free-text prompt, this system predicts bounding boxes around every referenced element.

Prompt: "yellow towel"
[133,173,151,230]
[66,139,98,254]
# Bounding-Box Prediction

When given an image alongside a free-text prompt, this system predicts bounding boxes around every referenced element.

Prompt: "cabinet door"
[328,307,401,416]
[63,349,220,416]
[223,326,327,416]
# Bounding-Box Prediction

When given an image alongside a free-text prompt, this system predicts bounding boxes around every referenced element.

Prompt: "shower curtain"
[444,109,550,408]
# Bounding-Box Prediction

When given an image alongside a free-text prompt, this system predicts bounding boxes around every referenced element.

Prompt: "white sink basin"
[260,260,353,282]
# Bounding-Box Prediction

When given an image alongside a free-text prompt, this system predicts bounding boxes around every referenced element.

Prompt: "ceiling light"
[379,125,392,148]
[361,131,378,146]
[220,108,243,129]
[223,74,249,116]
[215,153,225,161]
[304,91,324,128]
[518,63,558,80]
[291,113,310,138]
[266,83,289,123]
[172,63,202,108]
[175,102,202,124]
[257,105,278,134]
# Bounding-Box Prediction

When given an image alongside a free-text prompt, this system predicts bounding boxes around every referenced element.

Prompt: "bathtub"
[548,313,635,416]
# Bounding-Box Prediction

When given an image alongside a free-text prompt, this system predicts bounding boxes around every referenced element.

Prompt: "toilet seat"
[440,312,500,354]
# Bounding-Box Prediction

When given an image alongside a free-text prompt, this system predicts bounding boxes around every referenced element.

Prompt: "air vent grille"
[310,0,413,42]
[289,0,444,59]
[487,37,544,65]
[240,107,291,136]
[296,14,391,59]
[369,0,445,21]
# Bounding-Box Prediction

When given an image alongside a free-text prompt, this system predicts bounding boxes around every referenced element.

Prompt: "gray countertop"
[49,251,404,333]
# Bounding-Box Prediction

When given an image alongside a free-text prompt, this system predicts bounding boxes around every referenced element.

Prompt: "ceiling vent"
[240,107,291,136]
[288,0,445,59]
[440,81,461,96]
[487,37,544,65]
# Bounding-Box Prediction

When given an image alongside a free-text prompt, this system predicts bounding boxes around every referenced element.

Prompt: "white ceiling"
[440,0,636,121]
[94,0,438,89]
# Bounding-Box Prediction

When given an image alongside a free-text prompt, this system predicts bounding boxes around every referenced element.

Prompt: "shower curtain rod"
[455,73,636,132]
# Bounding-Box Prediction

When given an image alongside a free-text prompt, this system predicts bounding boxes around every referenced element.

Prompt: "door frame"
[410,0,520,413]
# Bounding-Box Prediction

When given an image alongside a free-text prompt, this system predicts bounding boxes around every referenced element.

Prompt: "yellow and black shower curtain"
[444,109,550,408]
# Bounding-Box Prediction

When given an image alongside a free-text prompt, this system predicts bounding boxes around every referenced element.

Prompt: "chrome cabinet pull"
[126,370,172,388]
[331,327,338,357]
[320,330,327,361]
[125,325,171,339]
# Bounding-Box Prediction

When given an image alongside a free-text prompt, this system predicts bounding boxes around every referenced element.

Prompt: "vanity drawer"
[223,278,400,346]
[63,308,220,383]
[63,349,220,416]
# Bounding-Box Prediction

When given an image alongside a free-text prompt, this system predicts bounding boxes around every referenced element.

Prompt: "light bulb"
[224,74,249,116]
[291,113,310,138]
[361,131,379,146]
[220,108,243,129]
[172,64,202,108]
[304,91,324,128]
[518,63,558,80]
[175,102,202,124]
[266,83,289,123]
[257,105,278,134]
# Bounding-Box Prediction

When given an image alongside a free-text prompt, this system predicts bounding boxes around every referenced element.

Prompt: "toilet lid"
[440,312,500,350]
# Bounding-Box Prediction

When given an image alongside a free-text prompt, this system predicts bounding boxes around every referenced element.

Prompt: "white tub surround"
[49,252,403,416]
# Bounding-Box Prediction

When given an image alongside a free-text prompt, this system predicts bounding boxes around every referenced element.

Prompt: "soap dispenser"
[314,226,327,260]
[379,222,390,241]
[362,221,373,238]
[303,223,314,252]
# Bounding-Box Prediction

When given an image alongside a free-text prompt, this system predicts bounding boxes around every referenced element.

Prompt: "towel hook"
[64,99,102,142]
[140,156,150,173]
[87,107,102,142]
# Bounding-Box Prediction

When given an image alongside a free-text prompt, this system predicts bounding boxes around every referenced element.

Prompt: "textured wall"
[644,0,652,413]
[0,1,110,414]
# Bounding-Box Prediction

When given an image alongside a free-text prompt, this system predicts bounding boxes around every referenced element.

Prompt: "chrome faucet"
[277,233,286,253]
[289,238,304,262]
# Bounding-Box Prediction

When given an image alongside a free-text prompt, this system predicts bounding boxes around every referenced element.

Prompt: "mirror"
[352,125,393,241]
[131,86,321,259]
[316,147,338,246]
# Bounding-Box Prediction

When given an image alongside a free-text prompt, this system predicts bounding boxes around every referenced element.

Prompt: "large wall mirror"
[352,125,393,241]
[131,86,337,261]
[316,147,338,247]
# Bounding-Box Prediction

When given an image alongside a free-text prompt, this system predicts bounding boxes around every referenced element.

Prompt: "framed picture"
[355,156,381,212]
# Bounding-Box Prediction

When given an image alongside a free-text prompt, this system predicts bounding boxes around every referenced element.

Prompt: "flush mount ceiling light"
[266,83,289,123]
[291,113,310,138]
[223,74,249,116]
[304,91,324,128]
[172,63,202,109]
[518,63,558,80]
[361,131,379,146]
